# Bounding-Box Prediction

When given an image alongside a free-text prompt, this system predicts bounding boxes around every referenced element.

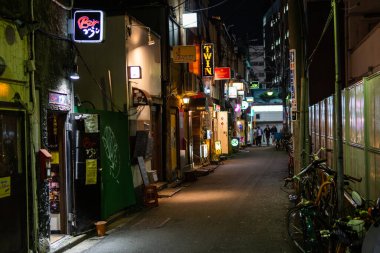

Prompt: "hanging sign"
[289,49,297,120]
[214,67,231,80]
[173,46,196,63]
[231,138,239,147]
[73,10,104,43]
[201,43,214,77]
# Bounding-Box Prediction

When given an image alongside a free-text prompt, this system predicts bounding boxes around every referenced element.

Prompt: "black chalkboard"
[133,131,149,159]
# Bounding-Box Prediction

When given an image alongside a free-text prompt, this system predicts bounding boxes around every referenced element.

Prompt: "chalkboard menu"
[133,131,149,159]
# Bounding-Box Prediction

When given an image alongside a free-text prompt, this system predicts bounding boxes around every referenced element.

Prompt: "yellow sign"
[215,141,222,155]
[201,43,214,77]
[51,151,59,164]
[0,177,11,198]
[85,159,97,185]
[173,46,196,63]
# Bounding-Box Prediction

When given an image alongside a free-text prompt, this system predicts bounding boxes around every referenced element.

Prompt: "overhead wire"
[307,8,333,69]
[173,0,229,11]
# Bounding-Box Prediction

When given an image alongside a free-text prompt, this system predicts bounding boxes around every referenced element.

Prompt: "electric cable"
[307,8,333,69]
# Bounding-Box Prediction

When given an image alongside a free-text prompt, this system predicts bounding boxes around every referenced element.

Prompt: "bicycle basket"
[347,219,365,239]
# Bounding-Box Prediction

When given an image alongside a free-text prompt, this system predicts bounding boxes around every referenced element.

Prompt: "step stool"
[144,185,159,207]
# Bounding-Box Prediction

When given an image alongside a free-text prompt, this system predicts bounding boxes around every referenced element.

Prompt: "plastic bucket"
[95,221,107,236]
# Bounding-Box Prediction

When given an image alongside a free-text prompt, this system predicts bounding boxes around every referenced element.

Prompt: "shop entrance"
[47,111,68,242]
[0,110,27,252]
[71,113,101,234]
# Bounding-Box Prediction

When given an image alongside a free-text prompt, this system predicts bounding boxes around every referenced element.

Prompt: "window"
[168,18,180,47]
[256,114,261,119]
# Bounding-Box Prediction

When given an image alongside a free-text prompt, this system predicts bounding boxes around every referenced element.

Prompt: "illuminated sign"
[237,90,245,96]
[231,138,239,147]
[250,81,260,89]
[246,97,254,102]
[73,10,104,43]
[289,49,297,120]
[214,67,231,80]
[215,141,222,155]
[49,92,68,105]
[201,43,214,77]
[228,86,237,98]
[232,82,244,90]
[173,46,196,63]
[183,13,198,28]
[128,66,142,79]
[241,101,249,110]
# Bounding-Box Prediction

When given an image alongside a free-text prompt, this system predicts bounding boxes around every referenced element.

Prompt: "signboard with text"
[201,43,214,77]
[173,46,196,63]
[289,49,297,120]
[214,67,231,80]
[73,10,104,43]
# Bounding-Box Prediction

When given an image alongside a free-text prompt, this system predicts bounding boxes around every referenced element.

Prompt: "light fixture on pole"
[127,24,155,46]
[147,29,155,46]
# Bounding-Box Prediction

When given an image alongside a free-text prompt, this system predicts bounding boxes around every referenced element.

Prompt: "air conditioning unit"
[183,72,199,95]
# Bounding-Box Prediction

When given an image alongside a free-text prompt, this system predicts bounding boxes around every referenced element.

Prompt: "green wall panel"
[78,109,135,219]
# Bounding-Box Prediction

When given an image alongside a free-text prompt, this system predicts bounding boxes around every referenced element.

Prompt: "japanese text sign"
[74,10,104,43]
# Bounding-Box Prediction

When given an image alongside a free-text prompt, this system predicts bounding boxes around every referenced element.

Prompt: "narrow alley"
[62,146,297,253]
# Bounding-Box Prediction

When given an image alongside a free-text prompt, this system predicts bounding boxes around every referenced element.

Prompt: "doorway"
[0,110,27,252]
[46,111,68,241]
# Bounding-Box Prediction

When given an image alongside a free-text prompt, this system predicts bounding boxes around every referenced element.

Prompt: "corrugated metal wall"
[309,72,380,200]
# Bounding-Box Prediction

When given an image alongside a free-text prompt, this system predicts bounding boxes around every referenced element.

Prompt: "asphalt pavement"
[62,145,297,253]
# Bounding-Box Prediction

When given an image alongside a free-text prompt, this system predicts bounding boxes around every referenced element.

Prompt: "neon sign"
[201,43,214,77]
[73,10,104,43]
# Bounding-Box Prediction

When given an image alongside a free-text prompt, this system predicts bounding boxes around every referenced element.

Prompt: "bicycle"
[285,154,362,252]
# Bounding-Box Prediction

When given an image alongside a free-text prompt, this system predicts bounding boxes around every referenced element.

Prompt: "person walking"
[264,125,271,146]
[256,126,263,146]
[270,124,278,144]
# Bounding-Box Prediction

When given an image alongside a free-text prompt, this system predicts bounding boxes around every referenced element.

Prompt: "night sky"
[208,0,272,43]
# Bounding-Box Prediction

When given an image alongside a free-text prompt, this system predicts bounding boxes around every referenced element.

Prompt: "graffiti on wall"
[101,126,120,184]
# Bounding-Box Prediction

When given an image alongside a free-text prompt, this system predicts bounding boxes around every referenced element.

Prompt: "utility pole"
[288,0,307,173]
[332,0,344,214]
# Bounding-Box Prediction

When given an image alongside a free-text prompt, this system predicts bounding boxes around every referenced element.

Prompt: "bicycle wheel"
[287,206,308,252]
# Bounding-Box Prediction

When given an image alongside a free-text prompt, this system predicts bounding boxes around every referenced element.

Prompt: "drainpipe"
[28,0,39,251]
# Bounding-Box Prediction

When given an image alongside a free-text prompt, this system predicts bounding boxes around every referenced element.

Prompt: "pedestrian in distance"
[264,125,271,146]
[256,126,263,146]
[270,124,278,144]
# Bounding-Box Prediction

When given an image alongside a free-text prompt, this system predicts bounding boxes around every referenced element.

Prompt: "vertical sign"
[289,49,297,120]
[73,10,104,43]
[201,43,214,77]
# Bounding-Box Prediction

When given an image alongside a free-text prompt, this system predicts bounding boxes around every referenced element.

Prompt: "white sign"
[183,13,198,28]
[289,49,297,120]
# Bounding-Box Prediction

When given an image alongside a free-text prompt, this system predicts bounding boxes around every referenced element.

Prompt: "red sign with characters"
[214,67,231,80]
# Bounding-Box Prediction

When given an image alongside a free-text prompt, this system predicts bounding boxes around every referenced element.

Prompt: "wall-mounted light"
[267,89,273,96]
[147,31,155,46]
[70,65,80,80]
[182,96,190,105]
[127,24,155,46]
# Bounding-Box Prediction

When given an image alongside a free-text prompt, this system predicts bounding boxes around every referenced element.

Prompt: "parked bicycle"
[285,151,363,253]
